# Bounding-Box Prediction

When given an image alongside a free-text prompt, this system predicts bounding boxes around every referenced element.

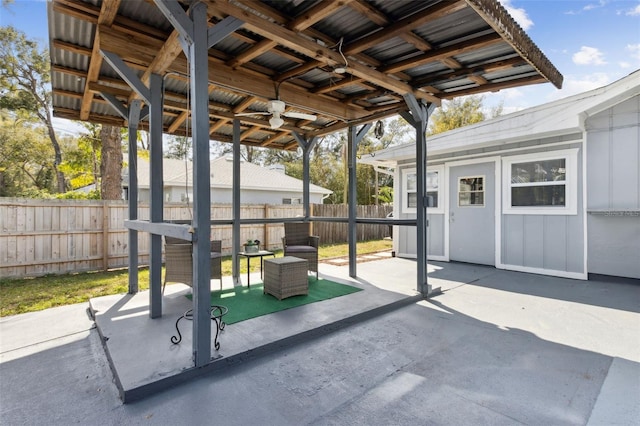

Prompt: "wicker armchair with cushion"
[163,236,222,292]
[281,222,319,279]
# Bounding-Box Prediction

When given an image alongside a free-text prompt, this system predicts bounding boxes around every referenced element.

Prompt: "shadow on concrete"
[428,260,640,314]
[1,258,639,424]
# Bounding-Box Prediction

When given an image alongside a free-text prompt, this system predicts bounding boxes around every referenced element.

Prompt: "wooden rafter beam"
[227,0,352,69]
[412,57,528,90]
[97,25,365,120]
[343,1,466,56]
[209,119,228,135]
[260,131,288,147]
[240,125,262,141]
[381,33,503,75]
[313,77,368,94]
[80,0,119,120]
[440,75,548,99]
[209,0,440,105]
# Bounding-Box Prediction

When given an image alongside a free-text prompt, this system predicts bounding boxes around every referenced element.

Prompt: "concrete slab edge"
[88,303,127,401]
[119,293,425,403]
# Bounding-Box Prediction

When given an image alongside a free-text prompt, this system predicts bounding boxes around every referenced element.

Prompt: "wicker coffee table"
[264,256,309,300]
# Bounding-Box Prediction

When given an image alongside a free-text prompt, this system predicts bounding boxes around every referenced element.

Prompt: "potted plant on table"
[244,239,260,253]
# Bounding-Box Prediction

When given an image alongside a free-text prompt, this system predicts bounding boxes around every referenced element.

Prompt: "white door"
[449,162,495,265]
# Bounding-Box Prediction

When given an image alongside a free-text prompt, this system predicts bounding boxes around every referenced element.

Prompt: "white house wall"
[586,95,640,279]
[395,161,446,260]
[500,142,585,278]
[395,141,587,279]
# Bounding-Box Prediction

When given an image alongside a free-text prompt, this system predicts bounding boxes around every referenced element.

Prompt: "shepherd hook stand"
[171,305,228,350]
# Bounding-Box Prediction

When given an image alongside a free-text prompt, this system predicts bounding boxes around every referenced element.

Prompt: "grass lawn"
[0,239,392,317]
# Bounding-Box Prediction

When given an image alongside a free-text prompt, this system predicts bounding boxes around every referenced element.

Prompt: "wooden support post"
[102,201,109,271]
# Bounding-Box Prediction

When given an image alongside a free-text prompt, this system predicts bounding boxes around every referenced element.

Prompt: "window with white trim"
[503,149,578,215]
[402,166,443,213]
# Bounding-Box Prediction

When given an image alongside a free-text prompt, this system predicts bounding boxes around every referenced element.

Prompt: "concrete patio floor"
[88,255,424,402]
[1,257,639,425]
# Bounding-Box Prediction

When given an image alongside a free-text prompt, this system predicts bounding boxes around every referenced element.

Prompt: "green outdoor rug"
[188,277,362,325]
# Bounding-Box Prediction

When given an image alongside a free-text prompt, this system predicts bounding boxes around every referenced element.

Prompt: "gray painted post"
[127,100,142,294]
[149,73,163,318]
[293,133,317,219]
[402,94,437,296]
[232,119,241,285]
[189,3,212,366]
[347,126,357,277]
[347,124,372,278]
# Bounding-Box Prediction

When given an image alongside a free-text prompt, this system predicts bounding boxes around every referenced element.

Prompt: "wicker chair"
[282,222,319,279]
[163,237,223,292]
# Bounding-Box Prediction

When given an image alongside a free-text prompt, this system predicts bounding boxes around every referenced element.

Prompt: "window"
[503,149,578,215]
[406,171,417,210]
[282,198,301,205]
[426,171,440,209]
[458,176,484,206]
[402,166,443,213]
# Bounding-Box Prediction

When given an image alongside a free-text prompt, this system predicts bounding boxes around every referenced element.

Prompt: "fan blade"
[283,111,317,121]
[235,112,270,117]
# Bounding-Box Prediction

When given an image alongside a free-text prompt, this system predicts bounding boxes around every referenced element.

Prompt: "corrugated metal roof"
[48,0,563,150]
[363,71,640,162]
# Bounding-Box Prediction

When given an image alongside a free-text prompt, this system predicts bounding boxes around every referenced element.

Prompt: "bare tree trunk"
[43,113,66,193]
[100,125,123,200]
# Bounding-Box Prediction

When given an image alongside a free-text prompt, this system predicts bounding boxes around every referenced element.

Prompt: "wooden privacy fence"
[311,204,392,244]
[0,199,392,278]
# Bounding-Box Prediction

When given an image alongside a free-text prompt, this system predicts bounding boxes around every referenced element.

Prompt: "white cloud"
[619,61,631,69]
[572,46,607,65]
[583,1,606,12]
[498,0,534,30]
[626,4,640,16]
[626,43,640,60]
[548,73,611,101]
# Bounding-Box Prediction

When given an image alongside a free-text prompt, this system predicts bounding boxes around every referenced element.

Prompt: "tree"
[428,95,487,135]
[0,26,66,192]
[59,123,101,190]
[0,112,55,196]
[100,125,122,200]
[270,117,410,205]
[166,135,191,160]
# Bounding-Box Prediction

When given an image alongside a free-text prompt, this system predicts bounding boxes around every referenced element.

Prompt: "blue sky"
[1,0,639,131]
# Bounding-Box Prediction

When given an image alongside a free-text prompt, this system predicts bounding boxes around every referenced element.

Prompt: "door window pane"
[459,176,484,206]
[407,192,417,208]
[427,171,439,208]
[406,173,416,191]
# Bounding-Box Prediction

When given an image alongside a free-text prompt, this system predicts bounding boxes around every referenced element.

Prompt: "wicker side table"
[264,256,309,300]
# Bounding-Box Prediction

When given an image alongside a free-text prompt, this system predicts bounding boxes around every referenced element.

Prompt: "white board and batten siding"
[586,95,640,279]
[394,141,587,280]
[375,71,639,281]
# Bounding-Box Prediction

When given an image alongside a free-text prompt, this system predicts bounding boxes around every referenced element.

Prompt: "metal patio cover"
[48,0,562,149]
[46,0,565,376]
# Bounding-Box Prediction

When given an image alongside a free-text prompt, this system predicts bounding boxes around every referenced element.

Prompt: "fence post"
[263,204,269,250]
[102,201,109,271]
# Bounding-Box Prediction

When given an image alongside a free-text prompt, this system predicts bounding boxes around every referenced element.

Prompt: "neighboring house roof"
[365,70,640,165]
[125,156,332,195]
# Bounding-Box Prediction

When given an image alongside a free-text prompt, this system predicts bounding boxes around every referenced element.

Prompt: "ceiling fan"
[235,100,317,129]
